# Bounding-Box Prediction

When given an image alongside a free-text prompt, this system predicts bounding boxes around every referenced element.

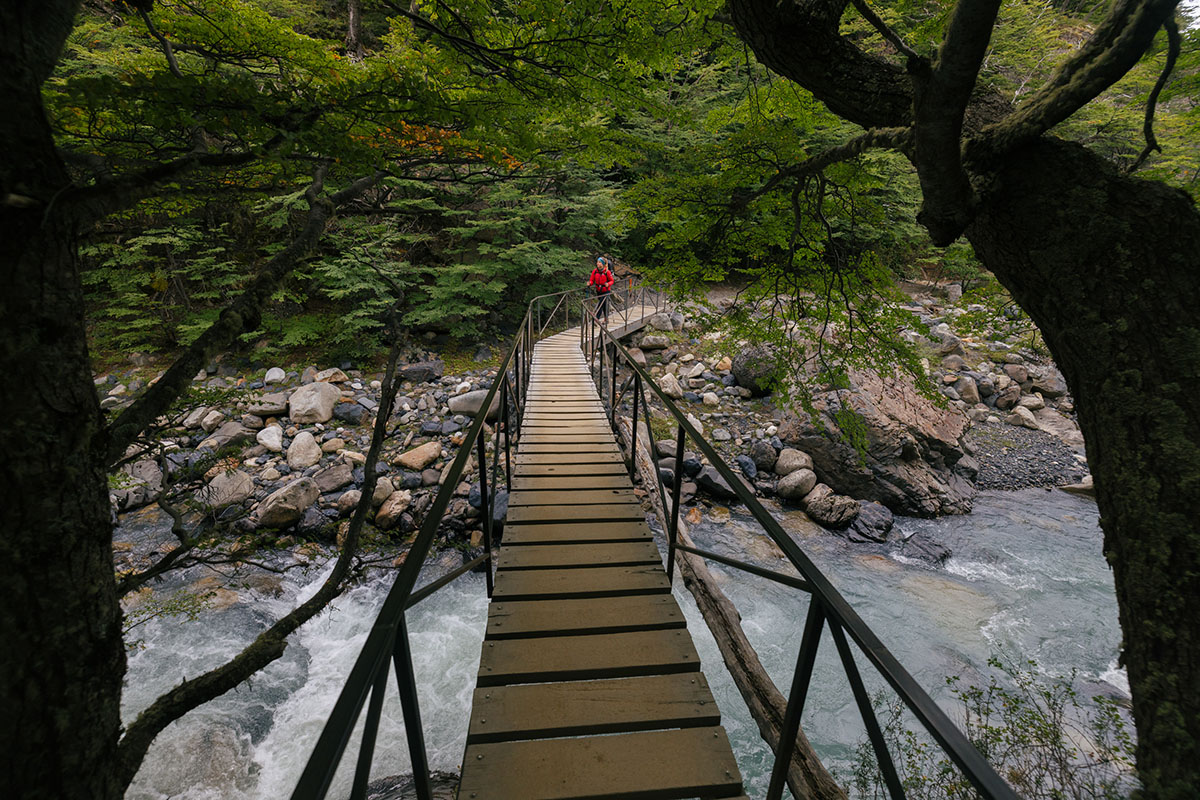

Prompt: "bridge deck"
[457,325,745,800]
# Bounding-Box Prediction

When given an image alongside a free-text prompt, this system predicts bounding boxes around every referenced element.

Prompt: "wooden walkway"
[457,322,745,800]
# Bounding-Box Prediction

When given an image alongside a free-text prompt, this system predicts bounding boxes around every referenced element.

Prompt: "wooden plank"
[518,443,622,454]
[511,463,629,477]
[501,521,653,548]
[496,540,661,570]
[512,475,630,490]
[492,564,667,600]
[477,627,698,685]
[512,453,625,465]
[486,594,681,639]
[505,503,644,524]
[465,673,718,743]
[507,488,638,506]
[519,435,616,443]
[457,727,743,800]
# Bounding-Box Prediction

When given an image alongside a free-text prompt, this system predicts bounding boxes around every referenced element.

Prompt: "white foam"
[945,557,1036,590]
[1099,658,1131,697]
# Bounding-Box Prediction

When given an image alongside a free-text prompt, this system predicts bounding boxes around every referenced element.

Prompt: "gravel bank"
[968,423,1088,490]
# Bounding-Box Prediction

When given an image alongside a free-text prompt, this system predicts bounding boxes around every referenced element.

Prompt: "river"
[122,488,1124,799]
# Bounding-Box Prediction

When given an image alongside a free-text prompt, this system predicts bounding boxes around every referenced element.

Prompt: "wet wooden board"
[518,443,622,454]
[458,727,743,799]
[465,674,718,743]
[511,463,629,477]
[502,520,653,545]
[486,594,683,639]
[512,452,625,465]
[491,565,669,601]
[496,540,661,570]
[477,628,698,685]
[505,503,645,524]
[507,488,638,506]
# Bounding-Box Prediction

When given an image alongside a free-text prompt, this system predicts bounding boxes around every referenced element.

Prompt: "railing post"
[667,423,685,584]
[392,617,434,800]
[629,373,640,482]
[476,434,494,599]
[348,658,389,800]
[766,600,827,800]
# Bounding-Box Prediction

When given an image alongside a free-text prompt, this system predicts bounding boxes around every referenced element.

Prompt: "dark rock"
[750,440,777,472]
[682,392,701,403]
[681,456,703,478]
[655,440,677,459]
[296,507,330,537]
[441,420,462,435]
[845,502,894,543]
[770,436,784,452]
[421,468,441,486]
[731,344,779,396]
[696,466,738,500]
[722,374,737,386]
[399,360,445,383]
[400,472,422,489]
[659,467,675,485]
[993,385,1022,410]
[803,484,861,529]
[333,403,368,425]
[901,532,952,566]
[735,455,757,480]
[421,420,443,436]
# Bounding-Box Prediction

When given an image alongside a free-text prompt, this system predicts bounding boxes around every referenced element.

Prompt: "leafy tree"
[706,0,1200,795]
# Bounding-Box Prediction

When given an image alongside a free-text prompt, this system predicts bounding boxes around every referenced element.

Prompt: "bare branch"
[137,8,184,78]
[849,0,928,69]
[1128,17,1181,173]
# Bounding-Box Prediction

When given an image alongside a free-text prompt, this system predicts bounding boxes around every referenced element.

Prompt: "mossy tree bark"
[967,139,1200,798]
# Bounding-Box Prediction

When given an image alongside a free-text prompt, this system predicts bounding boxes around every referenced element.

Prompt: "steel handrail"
[579,295,1020,800]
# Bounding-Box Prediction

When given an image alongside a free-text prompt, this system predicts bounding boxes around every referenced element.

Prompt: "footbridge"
[291,284,1020,800]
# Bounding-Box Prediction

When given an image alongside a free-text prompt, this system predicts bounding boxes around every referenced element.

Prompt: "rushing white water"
[123,488,1121,798]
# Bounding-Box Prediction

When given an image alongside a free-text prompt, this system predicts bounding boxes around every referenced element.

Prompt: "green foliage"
[850,657,1137,799]
[122,587,216,651]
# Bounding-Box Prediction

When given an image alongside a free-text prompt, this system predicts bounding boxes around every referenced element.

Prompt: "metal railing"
[579,294,1020,800]
[290,284,604,800]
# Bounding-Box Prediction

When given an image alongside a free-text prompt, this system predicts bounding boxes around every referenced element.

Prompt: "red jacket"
[589,266,614,294]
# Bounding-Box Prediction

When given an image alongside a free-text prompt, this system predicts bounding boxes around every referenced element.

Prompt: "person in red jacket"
[588,256,614,319]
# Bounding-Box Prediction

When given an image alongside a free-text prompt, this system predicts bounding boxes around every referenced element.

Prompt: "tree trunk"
[967,138,1200,799]
[1,14,128,794]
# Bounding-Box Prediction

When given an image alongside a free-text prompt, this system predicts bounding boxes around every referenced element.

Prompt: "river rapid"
[123,488,1123,799]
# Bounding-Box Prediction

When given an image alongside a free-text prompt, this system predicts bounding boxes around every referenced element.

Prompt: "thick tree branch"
[913,0,1002,245]
[136,7,183,78]
[101,168,383,465]
[969,0,1181,165]
[727,0,914,130]
[849,0,928,69]
[116,334,405,783]
[1128,17,1181,173]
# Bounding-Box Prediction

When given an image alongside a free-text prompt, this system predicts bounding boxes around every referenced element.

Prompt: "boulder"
[183,406,209,429]
[375,490,413,530]
[993,384,1022,410]
[334,402,368,425]
[256,425,284,452]
[248,392,289,416]
[953,376,981,406]
[395,441,442,471]
[657,373,684,399]
[200,409,226,433]
[900,532,952,566]
[627,347,647,367]
[1032,372,1068,398]
[287,431,322,469]
[1034,407,1086,448]
[803,483,861,529]
[264,367,287,385]
[321,437,346,453]
[640,334,670,350]
[448,389,499,420]
[399,360,444,383]
[255,478,320,528]
[695,466,739,500]
[941,354,968,372]
[648,312,674,331]
[735,455,758,480]
[372,478,396,506]
[750,440,777,472]
[314,463,353,493]
[730,344,778,396]
[845,501,894,543]
[1005,406,1040,430]
[702,392,720,407]
[1017,394,1045,411]
[715,356,732,372]
[337,489,363,516]
[776,368,975,516]
[198,469,254,508]
[198,422,254,451]
[776,468,817,501]
[288,382,342,424]
[774,448,813,476]
[1002,363,1029,384]
[315,367,349,383]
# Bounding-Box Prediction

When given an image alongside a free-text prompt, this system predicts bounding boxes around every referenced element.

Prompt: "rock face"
[695,466,739,500]
[777,369,975,516]
[845,501,894,543]
[256,478,320,528]
[395,441,442,471]
[289,382,342,423]
[730,344,778,396]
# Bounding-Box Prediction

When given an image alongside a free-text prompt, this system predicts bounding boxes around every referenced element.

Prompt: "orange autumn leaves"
[351,121,522,170]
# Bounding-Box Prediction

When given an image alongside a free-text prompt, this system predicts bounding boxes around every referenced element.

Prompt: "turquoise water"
[123,488,1122,799]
